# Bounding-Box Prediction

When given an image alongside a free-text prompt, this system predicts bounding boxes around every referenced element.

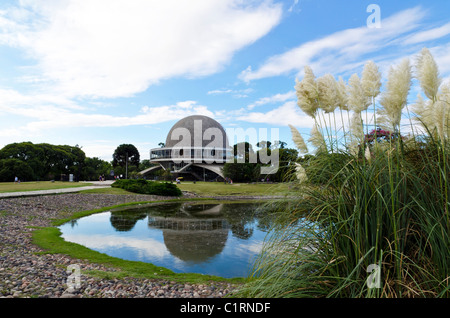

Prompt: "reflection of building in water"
[148,218,229,231]
[147,204,230,263]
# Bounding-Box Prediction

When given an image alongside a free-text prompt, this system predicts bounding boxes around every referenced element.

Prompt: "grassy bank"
[0,181,93,193]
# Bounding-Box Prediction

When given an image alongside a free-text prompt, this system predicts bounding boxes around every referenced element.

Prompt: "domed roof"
[165,115,229,148]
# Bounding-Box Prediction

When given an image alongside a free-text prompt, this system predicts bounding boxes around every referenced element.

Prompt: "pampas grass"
[236,48,450,299]
[317,74,339,114]
[349,112,364,155]
[308,124,326,153]
[416,48,441,101]
[337,76,349,110]
[362,60,382,100]
[378,58,412,133]
[295,66,319,118]
[294,162,308,183]
[289,124,309,154]
[413,49,450,141]
[348,73,371,113]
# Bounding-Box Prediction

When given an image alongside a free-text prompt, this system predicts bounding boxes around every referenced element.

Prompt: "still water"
[58,202,273,278]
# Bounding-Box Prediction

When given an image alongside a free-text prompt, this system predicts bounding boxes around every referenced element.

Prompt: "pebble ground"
[0,193,239,298]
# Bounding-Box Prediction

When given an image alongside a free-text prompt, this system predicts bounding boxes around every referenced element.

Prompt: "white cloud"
[404,22,450,45]
[207,89,234,95]
[239,6,431,81]
[1,0,282,99]
[288,0,300,13]
[61,233,170,259]
[0,88,215,133]
[247,90,295,109]
[207,88,254,98]
[237,100,314,127]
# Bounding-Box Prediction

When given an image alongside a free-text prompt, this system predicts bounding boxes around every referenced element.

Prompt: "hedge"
[111,179,182,197]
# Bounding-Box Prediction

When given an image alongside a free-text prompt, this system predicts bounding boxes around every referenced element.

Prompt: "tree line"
[222,141,300,183]
[0,142,150,182]
[0,140,304,183]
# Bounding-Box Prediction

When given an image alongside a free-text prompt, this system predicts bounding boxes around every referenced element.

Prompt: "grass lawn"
[0,181,93,193]
[80,181,292,196]
[177,181,290,196]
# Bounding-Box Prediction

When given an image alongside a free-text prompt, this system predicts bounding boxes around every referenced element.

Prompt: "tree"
[81,157,112,181]
[0,159,35,182]
[0,142,87,181]
[256,141,271,149]
[233,142,255,162]
[139,159,153,171]
[269,147,299,182]
[112,144,140,168]
[274,140,287,149]
[0,142,43,177]
[222,161,260,183]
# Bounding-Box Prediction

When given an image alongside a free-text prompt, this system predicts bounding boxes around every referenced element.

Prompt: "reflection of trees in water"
[220,202,276,239]
[109,203,182,231]
[109,201,274,237]
[110,211,147,231]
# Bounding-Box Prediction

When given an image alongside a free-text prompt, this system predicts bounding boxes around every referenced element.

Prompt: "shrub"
[112,179,182,196]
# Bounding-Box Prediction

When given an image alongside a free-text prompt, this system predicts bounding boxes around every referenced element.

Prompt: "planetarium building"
[141,115,232,181]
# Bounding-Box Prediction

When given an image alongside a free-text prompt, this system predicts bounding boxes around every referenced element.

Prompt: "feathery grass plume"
[294,162,308,183]
[347,73,371,113]
[416,48,441,101]
[412,94,435,133]
[433,100,447,141]
[440,81,450,138]
[349,112,364,155]
[295,66,319,118]
[336,76,350,145]
[288,124,309,154]
[336,76,349,111]
[362,60,382,99]
[308,124,326,153]
[378,58,412,132]
[364,145,371,162]
[362,61,382,134]
[350,112,364,141]
[430,81,450,140]
[317,74,338,113]
[441,80,450,103]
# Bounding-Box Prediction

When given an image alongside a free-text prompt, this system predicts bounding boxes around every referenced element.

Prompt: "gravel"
[0,193,239,298]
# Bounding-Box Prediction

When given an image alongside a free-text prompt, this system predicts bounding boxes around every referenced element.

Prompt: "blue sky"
[0,0,449,161]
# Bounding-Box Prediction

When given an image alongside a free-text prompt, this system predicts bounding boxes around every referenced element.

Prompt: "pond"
[58,201,275,278]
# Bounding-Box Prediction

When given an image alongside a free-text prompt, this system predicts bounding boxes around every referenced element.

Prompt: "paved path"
[0,181,113,198]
